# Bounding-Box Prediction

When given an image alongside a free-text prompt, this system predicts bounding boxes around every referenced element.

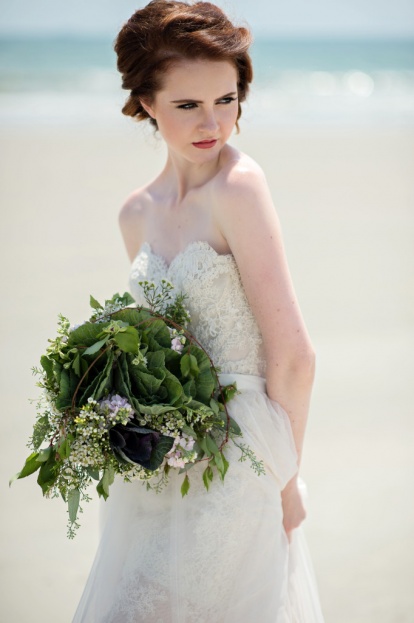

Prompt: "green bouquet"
[11,281,264,537]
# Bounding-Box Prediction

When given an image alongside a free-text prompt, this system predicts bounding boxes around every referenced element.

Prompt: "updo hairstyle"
[114,0,253,130]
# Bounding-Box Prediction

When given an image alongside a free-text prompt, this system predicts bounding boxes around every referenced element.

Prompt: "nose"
[199,108,219,133]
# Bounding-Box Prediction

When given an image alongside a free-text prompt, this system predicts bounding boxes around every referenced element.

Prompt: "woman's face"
[142,58,239,163]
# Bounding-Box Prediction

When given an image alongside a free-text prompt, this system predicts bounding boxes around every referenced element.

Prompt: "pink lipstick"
[192,139,217,149]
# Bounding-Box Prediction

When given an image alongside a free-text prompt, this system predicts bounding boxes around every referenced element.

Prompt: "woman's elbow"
[294,343,316,381]
[267,339,316,382]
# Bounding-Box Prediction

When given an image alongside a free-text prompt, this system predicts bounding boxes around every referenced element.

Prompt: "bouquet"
[11,281,264,537]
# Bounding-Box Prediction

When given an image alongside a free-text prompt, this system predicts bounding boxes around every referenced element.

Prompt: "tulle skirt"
[72,373,325,622]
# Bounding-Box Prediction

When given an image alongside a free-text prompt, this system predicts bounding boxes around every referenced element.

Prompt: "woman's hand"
[281,477,306,542]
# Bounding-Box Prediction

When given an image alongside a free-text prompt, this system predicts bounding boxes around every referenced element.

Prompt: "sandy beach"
[1,121,413,622]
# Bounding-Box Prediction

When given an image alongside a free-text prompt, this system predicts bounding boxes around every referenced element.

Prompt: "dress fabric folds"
[72,240,325,622]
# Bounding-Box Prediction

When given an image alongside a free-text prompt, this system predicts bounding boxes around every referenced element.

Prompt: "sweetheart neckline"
[133,240,234,270]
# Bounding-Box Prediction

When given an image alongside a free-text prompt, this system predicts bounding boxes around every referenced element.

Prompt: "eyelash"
[177,97,237,110]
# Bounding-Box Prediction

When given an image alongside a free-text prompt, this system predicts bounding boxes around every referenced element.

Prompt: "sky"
[0,0,414,38]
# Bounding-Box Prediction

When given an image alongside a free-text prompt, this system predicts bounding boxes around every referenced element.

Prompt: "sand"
[1,120,413,622]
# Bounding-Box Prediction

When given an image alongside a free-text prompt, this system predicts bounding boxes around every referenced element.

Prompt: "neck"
[161,147,225,205]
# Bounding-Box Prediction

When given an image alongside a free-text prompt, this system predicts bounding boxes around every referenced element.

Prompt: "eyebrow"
[170,91,238,104]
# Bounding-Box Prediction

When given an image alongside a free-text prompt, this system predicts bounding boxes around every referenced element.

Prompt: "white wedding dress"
[73,240,325,622]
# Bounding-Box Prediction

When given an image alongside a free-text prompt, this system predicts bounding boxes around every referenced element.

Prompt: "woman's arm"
[214,161,315,536]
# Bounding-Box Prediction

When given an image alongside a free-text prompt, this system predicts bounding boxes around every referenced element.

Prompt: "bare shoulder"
[118,186,152,262]
[214,149,271,212]
[212,149,275,239]
[119,186,149,227]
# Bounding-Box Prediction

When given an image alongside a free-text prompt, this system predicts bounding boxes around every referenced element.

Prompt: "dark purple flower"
[109,422,173,471]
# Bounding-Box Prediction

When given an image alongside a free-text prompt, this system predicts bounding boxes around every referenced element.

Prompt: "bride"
[73,1,325,621]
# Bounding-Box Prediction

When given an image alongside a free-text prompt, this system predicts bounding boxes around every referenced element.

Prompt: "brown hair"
[114,0,253,130]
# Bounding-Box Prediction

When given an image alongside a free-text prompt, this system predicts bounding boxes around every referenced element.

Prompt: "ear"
[140,98,156,119]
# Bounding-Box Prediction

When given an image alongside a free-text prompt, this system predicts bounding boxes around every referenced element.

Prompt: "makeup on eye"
[172,93,238,109]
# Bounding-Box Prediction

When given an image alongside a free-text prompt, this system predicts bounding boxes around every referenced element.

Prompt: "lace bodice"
[129,241,266,376]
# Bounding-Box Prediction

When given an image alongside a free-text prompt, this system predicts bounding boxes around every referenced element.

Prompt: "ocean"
[0,36,413,127]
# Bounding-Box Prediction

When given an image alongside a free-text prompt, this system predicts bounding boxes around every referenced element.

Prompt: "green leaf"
[221,453,230,479]
[219,413,242,436]
[113,356,133,404]
[209,398,220,415]
[40,355,54,384]
[184,347,215,403]
[89,295,103,310]
[181,474,190,497]
[72,352,81,376]
[163,370,184,405]
[55,368,79,411]
[199,437,212,457]
[37,451,58,494]
[127,362,149,399]
[146,350,165,370]
[148,319,172,348]
[68,488,80,523]
[140,318,171,350]
[92,350,114,402]
[189,354,199,376]
[229,416,242,436]
[37,446,52,462]
[206,434,220,456]
[114,327,139,354]
[213,452,225,477]
[180,352,199,378]
[57,437,71,460]
[31,415,50,450]
[119,353,132,393]
[52,360,63,386]
[111,307,150,327]
[192,439,202,458]
[83,337,109,356]
[68,322,107,348]
[219,382,238,403]
[118,291,135,306]
[136,369,164,396]
[9,452,41,486]
[181,424,197,439]
[86,467,100,481]
[78,369,103,407]
[136,402,177,416]
[104,291,135,308]
[180,353,191,377]
[96,465,115,500]
[183,379,196,398]
[202,465,214,491]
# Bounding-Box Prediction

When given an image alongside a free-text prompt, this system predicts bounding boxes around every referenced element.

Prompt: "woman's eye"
[177,97,237,110]
[177,103,197,110]
[218,97,237,105]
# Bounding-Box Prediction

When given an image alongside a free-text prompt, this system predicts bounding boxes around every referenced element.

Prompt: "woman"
[73,1,325,621]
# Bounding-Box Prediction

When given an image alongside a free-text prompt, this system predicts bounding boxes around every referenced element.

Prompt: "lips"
[192,139,218,149]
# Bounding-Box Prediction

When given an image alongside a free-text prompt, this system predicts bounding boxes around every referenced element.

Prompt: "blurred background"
[1,0,414,127]
[1,1,413,621]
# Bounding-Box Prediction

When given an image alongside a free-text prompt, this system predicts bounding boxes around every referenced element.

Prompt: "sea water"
[0,36,413,126]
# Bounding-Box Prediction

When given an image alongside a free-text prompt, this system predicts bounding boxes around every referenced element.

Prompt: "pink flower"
[171,336,184,353]
[167,456,186,469]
